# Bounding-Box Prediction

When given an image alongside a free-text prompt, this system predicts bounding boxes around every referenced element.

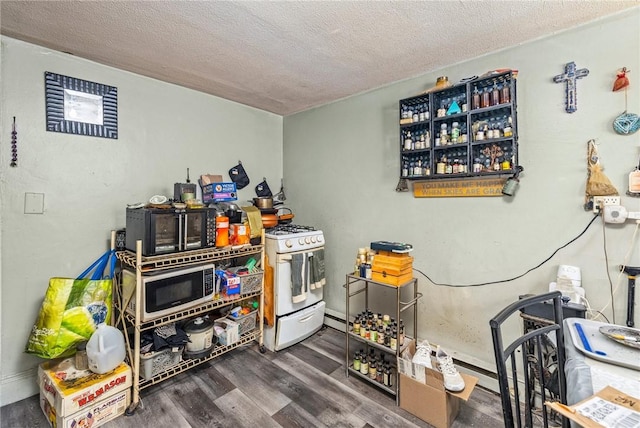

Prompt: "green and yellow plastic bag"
[26,250,116,359]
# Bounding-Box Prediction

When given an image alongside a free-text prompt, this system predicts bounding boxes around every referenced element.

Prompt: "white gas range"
[263,224,326,352]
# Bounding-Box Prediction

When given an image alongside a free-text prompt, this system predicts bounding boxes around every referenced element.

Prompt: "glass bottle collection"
[352,309,405,352]
[399,71,516,179]
[399,101,430,125]
[353,348,394,387]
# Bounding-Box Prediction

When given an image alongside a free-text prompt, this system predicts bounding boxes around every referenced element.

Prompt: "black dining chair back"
[489,291,568,428]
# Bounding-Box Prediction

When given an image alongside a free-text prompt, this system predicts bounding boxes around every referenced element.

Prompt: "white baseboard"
[1,368,38,406]
[323,308,346,332]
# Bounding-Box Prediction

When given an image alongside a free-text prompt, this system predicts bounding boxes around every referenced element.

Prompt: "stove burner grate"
[266,224,316,235]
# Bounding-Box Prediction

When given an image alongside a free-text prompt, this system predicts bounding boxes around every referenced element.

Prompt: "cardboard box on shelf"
[201,182,237,203]
[398,340,479,428]
[37,358,132,418]
[40,387,129,428]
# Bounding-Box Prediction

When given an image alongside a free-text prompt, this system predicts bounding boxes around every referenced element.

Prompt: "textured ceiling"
[1,1,638,115]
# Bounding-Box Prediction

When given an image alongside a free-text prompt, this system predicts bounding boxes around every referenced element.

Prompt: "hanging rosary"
[10,116,18,167]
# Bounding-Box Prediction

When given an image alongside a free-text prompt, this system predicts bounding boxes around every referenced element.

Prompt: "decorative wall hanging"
[585,140,618,208]
[611,67,639,135]
[45,72,118,139]
[553,61,589,113]
[10,116,17,167]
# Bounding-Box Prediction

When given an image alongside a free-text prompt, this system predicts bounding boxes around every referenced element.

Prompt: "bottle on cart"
[383,364,391,386]
[377,325,385,345]
[384,327,391,347]
[399,320,405,346]
[353,316,360,335]
[353,352,361,371]
[390,328,398,351]
[369,358,377,380]
[360,354,369,375]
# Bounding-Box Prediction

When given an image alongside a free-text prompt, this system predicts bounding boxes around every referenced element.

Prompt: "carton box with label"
[40,388,130,428]
[201,182,237,203]
[37,358,132,418]
[398,340,479,428]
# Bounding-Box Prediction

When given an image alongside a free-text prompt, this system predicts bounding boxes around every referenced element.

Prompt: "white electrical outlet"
[592,196,622,213]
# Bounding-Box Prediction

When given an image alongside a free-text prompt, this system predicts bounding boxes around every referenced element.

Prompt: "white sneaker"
[412,340,433,369]
[436,345,465,392]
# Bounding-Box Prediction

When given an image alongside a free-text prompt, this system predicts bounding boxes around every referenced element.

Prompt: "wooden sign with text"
[413,177,507,198]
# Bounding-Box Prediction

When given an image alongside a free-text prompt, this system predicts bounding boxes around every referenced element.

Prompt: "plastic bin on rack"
[139,347,183,380]
[226,309,258,335]
[239,270,263,295]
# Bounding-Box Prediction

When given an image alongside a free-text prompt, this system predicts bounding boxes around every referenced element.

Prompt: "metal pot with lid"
[253,197,273,209]
[183,317,215,354]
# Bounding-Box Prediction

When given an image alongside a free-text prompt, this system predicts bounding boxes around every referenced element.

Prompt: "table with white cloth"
[563,318,640,407]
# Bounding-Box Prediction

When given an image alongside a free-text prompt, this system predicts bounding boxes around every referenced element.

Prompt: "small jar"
[75,342,88,370]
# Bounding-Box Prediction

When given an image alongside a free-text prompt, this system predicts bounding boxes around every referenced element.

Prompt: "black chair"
[490,291,569,428]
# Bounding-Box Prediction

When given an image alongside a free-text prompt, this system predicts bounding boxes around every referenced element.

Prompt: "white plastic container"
[86,324,126,374]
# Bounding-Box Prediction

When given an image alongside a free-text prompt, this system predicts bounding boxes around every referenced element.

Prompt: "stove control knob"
[311,236,317,243]
[305,237,311,244]
[298,238,305,245]
[285,240,293,248]
[317,235,323,243]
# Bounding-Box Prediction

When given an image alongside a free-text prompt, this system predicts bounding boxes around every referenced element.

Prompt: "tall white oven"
[263,224,326,352]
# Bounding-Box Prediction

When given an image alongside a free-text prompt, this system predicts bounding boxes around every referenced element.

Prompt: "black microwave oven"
[125,207,216,256]
[122,263,216,321]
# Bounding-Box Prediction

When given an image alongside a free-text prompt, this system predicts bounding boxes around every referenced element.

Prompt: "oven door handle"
[276,254,293,264]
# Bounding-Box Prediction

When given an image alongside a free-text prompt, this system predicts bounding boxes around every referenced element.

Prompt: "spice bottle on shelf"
[472,86,481,110]
[353,352,361,371]
[503,116,513,137]
[451,122,460,143]
[481,87,491,108]
[500,82,511,104]
[491,83,500,106]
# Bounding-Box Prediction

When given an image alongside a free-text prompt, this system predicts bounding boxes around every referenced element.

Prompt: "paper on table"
[547,386,640,428]
[575,396,640,428]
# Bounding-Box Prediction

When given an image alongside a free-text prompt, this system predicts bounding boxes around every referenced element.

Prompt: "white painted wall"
[0,37,283,405]
[284,10,640,375]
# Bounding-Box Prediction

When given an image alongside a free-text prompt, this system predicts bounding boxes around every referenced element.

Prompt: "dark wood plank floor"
[0,327,503,428]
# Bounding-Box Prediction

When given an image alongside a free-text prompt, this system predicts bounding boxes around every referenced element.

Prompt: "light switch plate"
[24,192,44,214]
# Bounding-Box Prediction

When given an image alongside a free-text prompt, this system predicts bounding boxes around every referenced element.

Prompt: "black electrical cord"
[413,213,601,287]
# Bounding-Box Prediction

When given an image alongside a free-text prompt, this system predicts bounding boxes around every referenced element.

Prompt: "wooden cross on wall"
[553,61,589,113]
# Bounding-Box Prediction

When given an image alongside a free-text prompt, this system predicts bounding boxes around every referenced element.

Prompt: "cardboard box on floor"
[398,340,479,428]
[37,358,132,417]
